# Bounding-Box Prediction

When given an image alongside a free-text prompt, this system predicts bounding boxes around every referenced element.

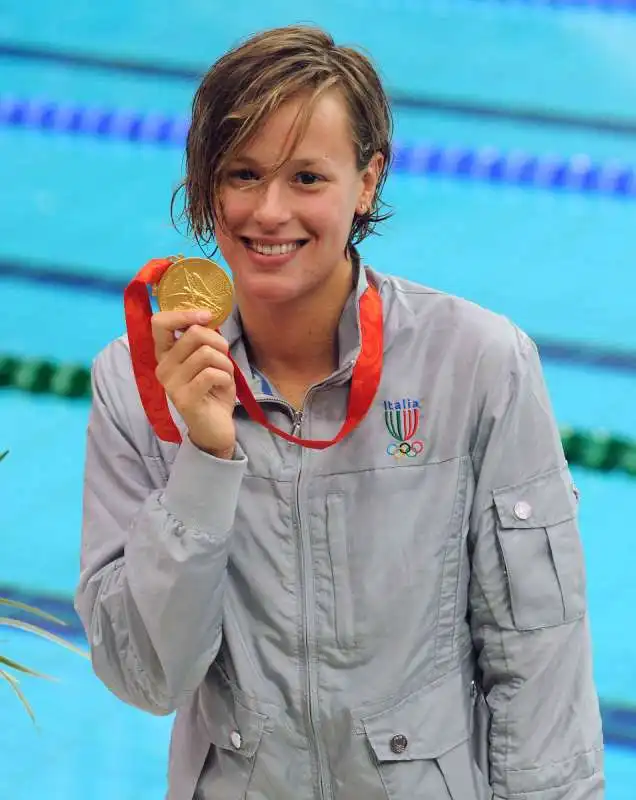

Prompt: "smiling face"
[214,90,383,306]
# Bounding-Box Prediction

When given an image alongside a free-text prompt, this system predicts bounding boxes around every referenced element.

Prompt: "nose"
[251,178,292,229]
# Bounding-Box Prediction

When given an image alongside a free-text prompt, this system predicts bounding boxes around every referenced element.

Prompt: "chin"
[236,272,309,306]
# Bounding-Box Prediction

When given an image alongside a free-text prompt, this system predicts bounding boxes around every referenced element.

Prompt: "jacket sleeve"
[74,340,247,715]
[468,324,604,799]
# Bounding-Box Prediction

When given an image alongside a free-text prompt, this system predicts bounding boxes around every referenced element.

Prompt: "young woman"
[75,25,604,800]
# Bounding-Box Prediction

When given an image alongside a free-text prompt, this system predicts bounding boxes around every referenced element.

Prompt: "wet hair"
[173,24,393,253]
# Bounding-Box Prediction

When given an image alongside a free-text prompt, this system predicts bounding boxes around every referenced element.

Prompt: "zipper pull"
[291,410,303,438]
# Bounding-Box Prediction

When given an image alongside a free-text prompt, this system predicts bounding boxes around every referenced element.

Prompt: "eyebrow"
[230,156,326,170]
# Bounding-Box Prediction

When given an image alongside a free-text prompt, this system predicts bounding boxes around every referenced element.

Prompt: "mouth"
[241,237,309,257]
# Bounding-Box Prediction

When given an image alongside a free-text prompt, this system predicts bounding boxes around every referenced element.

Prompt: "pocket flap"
[197,673,268,757]
[360,668,471,762]
[493,466,577,529]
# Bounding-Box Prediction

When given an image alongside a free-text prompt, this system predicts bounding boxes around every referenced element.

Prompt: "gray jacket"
[75,265,604,799]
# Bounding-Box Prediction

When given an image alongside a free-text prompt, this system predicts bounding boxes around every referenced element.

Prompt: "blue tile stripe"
[1,96,636,199]
[0,583,633,751]
[2,257,636,376]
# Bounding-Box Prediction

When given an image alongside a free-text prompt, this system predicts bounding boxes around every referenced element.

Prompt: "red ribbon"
[124,258,383,450]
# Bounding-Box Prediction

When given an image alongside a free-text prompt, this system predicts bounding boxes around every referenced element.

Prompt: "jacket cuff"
[162,437,247,535]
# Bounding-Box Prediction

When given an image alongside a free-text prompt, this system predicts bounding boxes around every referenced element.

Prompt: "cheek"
[307,196,354,241]
[215,228,234,257]
[217,189,252,229]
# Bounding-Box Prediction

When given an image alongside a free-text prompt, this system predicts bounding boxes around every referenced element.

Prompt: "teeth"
[249,240,300,256]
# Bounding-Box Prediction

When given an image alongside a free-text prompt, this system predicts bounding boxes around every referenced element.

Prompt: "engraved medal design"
[155,256,234,328]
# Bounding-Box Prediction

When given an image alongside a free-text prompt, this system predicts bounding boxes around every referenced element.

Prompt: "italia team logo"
[384,399,424,459]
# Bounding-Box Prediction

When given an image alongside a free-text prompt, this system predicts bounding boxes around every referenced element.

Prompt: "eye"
[228,168,259,182]
[294,172,323,186]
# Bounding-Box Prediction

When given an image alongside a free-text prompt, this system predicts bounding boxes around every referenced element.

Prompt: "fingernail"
[196,311,212,323]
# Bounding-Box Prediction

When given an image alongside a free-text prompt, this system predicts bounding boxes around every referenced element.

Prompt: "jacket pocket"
[493,466,586,631]
[195,671,269,799]
[326,492,356,648]
[358,669,491,800]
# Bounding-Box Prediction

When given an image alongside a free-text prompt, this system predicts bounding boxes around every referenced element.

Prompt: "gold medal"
[154,256,234,328]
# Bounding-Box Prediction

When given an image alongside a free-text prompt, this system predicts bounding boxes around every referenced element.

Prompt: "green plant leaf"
[0,618,89,658]
[0,597,67,626]
[0,668,37,724]
[0,654,54,681]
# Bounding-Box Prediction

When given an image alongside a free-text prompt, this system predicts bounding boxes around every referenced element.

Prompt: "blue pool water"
[1,1,635,797]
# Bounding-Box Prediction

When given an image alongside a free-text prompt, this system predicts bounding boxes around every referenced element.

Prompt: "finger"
[166,345,235,390]
[189,367,235,400]
[157,327,229,383]
[158,324,230,372]
[152,310,213,360]
[156,329,233,388]
[173,367,235,408]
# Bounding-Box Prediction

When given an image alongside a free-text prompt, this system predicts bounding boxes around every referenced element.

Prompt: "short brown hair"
[173,25,393,252]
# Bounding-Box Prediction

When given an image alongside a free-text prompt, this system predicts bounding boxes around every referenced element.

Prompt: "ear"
[357,152,384,214]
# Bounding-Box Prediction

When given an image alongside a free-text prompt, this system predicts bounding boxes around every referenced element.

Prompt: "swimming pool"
[1,1,635,797]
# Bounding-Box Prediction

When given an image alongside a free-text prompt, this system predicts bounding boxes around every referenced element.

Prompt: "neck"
[238,258,356,383]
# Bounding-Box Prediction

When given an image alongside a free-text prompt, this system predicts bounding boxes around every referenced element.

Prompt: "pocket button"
[513,501,532,521]
[230,731,242,750]
[390,734,408,754]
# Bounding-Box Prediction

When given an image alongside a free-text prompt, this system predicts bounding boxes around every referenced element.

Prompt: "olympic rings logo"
[386,440,424,459]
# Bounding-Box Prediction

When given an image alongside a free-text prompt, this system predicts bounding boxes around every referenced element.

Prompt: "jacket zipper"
[292,407,330,800]
[237,374,354,797]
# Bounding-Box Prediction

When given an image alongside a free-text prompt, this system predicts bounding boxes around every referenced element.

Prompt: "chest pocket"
[356,668,491,800]
[320,456,471,659]
[493,466,586,631]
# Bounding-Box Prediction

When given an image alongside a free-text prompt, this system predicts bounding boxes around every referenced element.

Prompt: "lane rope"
[1,352,634,477]
[1,96,635,198]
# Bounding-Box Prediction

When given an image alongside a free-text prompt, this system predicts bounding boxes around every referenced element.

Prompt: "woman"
[75,25,604,800]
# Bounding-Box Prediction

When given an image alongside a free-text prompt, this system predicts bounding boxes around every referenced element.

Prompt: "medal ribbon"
[124,258,383,450]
